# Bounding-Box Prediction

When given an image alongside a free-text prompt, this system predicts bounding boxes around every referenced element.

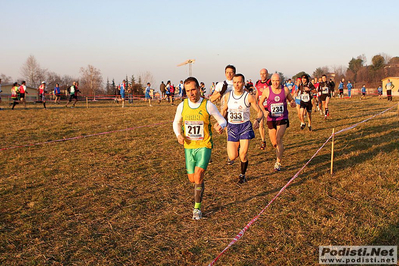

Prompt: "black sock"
[325,108,329,115]
[241,161,248,175]
[194,183,204,207]
[43,102,46,108]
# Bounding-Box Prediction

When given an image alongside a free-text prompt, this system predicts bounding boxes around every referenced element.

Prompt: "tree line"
[1,55,153,97]
[292,53,399,88]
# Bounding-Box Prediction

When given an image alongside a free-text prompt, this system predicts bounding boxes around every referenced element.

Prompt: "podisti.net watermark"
[319,246,397,264]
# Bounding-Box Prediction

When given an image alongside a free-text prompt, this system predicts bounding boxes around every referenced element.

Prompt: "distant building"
[0,84,38,101]
[381,77,399,96]
[326,73,336,81]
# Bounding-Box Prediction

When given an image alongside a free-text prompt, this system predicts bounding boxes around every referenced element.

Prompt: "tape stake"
[209,104,397,265]
[331,128,335,176]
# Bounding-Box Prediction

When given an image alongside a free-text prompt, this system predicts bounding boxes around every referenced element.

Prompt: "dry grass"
[0,97,398,265]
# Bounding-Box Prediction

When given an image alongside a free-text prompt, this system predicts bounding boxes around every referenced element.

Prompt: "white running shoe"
[192,208,202,220]
[274,162,281,171]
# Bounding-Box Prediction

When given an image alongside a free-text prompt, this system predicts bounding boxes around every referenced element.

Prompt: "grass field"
[1,96,398,265]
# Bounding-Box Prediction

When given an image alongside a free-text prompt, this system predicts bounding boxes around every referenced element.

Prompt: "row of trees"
[2,55,153,96]
[104,71,155,96]
[298,53,399,88]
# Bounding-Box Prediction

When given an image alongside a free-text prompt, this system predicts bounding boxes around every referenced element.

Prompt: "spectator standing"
[347,80,353,98]
[377,85,383,99]
[178,80,184,99]
[329,79,335,97]
[385,79,395,101]
[165,80,171,103]
[160,81,166,101]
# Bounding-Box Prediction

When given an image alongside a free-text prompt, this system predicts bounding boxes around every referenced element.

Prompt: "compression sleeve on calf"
[207,101,227,129]
[173,102,184,137]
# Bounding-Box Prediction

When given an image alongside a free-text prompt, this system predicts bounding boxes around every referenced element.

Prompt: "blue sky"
[1,0,398,90]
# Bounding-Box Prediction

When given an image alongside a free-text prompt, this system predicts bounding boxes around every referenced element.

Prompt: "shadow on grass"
[205,118,398,216]
[286,118,398,172]
[369,220,399,246]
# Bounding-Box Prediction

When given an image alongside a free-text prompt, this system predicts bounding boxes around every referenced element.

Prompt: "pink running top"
[266,86,288,122]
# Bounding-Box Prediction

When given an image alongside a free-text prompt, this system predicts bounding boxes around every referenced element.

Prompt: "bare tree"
[79,65,103,97]
[46,71,61,92]
[140,71,155,88]
[20,55,47,88]
[380,53,392,65]
[0,74,12,83]
[313,66,330,78]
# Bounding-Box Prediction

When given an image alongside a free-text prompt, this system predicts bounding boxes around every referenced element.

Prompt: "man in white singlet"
[221,73,263,184]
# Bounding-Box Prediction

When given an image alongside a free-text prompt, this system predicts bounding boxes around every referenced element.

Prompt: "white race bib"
[228,109,244,124]
[184,121,204,140]
[270,103,284,117]
[301,94,310,102]
[322,87,329,94]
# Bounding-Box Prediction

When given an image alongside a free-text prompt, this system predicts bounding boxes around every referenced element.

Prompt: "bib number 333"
[228,110,244,123]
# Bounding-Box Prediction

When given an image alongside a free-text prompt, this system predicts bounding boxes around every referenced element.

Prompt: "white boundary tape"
[208,104,397,265]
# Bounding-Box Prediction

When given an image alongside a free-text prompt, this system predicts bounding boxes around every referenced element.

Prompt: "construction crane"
[177,59,196,76]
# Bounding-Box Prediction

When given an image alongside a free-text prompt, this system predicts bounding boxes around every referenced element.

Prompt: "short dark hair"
[184,77,199,88]
[22,81,26,84]
[322,74,327,78]
[234,73,245,82]
[225,65,236,74]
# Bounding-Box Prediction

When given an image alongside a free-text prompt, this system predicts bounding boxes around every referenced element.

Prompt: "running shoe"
[238,174,247,184]
[324,115,327,120]
[227,158,235,165]
[192,208,202,220]
[260,141,266,150]
[300,123,305,130]
[274,162,281,171]
[308,126,312,131]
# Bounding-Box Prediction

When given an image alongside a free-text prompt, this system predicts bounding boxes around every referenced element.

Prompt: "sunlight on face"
[233,76,244,91]
[260,69,268,82]
[271,74,280,88]
[225,68,235,81]
[184,81,200,102]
